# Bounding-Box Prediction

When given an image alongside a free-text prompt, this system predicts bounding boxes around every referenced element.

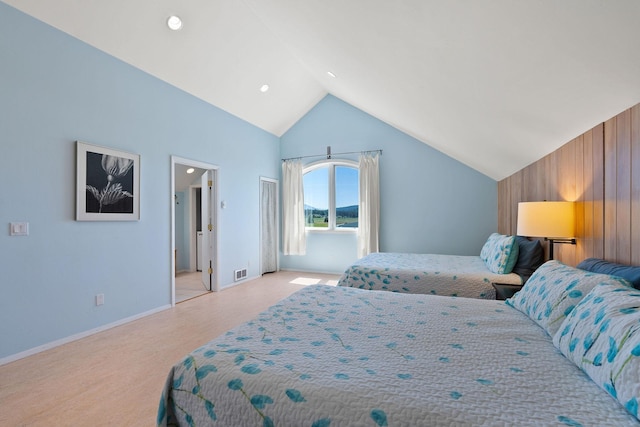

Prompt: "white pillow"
[553,281,640,421]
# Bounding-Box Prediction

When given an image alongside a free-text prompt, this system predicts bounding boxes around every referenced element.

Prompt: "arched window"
[303,160,359,231]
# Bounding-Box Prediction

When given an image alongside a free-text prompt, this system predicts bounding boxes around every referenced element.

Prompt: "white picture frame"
[76,141,140,221]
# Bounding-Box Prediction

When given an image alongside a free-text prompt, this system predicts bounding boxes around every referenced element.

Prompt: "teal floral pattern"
[506,260,628,336]
[338,252,521,299]
[157,285,638,426]
[479,233,519,274]
[553,281,640,421]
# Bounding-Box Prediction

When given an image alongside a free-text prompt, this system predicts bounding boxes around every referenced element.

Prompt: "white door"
[201,171,213,290]
[260,178,278,274]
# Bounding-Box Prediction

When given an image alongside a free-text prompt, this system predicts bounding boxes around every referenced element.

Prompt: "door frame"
[171,156,220,306]
[259,177,280,275]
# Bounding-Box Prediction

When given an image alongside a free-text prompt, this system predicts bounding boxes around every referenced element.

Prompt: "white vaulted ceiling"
[4,0,640,180]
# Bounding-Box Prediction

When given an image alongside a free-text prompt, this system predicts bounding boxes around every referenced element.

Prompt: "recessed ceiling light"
[327,71,337,78]
[260,84,270,93]
[186,168,195,174]
[167,15,183,31]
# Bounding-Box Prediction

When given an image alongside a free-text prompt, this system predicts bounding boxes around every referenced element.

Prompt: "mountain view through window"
[303,164,358,229]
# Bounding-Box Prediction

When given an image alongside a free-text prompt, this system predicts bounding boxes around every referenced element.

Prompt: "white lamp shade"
[517,201,575,238]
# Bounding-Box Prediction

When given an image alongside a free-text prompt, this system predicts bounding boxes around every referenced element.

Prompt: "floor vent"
[234,268,247,281]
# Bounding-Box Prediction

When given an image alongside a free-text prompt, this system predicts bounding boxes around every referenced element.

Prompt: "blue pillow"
[577,258,640,289]
[512,236,544,282]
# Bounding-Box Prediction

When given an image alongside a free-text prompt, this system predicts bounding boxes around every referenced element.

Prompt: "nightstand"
[492,283,524,301]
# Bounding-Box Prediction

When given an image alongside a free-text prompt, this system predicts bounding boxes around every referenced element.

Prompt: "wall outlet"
[95,293,104,306]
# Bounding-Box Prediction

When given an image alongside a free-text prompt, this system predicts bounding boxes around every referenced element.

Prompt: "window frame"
[303,159,359,233]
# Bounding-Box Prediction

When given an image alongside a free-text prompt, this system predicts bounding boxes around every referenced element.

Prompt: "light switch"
[10,222,29,236]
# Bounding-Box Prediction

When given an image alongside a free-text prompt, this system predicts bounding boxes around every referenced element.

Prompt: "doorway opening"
[171,156,219,305]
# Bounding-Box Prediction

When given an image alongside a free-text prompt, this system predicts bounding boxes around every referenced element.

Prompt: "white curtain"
[358,152,380,258]
[260,179,277,274]
[282,160,306,255]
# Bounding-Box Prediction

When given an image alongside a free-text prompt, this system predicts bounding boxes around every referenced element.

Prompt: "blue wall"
[0,3,280,360]
[279,95,498,273]
[0,3,498,361]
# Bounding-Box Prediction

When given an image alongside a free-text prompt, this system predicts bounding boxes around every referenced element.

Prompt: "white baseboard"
[279,267,344,275]
[0,304,172,366]
[219,274,260,290]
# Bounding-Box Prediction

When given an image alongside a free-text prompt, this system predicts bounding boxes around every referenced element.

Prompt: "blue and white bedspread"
[337,252,522,299]
[158,285,638,426]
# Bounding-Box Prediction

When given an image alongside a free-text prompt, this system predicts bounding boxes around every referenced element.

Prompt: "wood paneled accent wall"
[498,103,640,267]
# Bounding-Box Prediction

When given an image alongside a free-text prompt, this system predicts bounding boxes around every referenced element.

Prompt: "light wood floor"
[175,270,209,303]
[0,271,340,426]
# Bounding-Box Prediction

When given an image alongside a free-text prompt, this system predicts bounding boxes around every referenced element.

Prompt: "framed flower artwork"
[76,141,140,221]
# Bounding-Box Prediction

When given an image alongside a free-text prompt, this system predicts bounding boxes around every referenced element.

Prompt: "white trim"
[303,158,358,171]
[0,304,171,366]
[171,156,220,306]
[279,267,343,275]
[305,228,357,234]
[218,274,260,290]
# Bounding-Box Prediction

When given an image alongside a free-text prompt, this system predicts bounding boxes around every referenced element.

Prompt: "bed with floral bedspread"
[337,252,522,299]
[158,263,640,426]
